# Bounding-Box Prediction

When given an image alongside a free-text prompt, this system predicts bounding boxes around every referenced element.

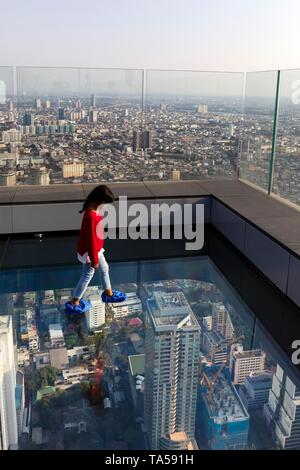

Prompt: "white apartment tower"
[212,302,234,340]
[85,295,106,331]
[144,291,200,450]
[230,344,266,384]
[264,364,300,449]
[0,316,18,450]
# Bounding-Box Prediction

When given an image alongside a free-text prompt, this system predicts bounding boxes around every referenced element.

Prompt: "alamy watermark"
[291,340,300,365]
[97,196,204,251]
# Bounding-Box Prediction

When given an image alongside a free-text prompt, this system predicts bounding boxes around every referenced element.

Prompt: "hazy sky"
[1,0,300,72]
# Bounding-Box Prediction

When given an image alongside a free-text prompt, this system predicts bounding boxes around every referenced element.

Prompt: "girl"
[65,185,126,314]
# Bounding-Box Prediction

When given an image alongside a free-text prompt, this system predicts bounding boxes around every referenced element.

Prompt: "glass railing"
[145,70,244,180]
[0,65,300,210]
[239,71,278,192]
[0,67,243,185]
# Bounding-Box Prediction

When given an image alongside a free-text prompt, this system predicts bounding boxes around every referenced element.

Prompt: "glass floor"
[0,231,300,451]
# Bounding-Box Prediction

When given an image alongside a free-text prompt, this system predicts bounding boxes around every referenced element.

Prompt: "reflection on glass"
[273,69,300,206]
[0,256,299,450]
[239,71,278,191]
[145,70,244,181]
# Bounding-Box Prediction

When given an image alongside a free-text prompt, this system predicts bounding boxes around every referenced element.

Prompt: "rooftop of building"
[201,367,249,423]
[234,349,266,360]
[48,323,64,338]
[147,291,200,332]
[245,371,274,389]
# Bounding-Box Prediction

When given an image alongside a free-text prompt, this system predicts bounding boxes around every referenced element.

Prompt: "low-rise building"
[111,292,142,319]
[49,324,65,348]
[239,371,273,410]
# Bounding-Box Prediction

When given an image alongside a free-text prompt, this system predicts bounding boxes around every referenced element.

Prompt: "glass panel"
[272,69,300,206]
[14,67,143,185]
[145,70,244,181]
[0,66,16,186]
[240,71,278,191]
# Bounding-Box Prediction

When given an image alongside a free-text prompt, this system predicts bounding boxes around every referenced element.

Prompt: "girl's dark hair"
[79,185,114,214]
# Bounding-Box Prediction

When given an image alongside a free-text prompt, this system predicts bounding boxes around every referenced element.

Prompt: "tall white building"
[85,295,105,331]
[264,364,300,449]
[144,291,200,450]
[229,344,266,384]
[212,303,234,340]
[0,316,18,450]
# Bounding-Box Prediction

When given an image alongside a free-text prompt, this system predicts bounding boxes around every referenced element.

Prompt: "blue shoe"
[101,290,127,303]
[64,299,92,314]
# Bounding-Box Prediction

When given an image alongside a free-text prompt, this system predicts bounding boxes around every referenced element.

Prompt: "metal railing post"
[268,70,281,195]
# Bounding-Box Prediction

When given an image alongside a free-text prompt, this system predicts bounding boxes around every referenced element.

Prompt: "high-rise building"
[264,364,300,449]
[23,113,34,126]
[0,316,18,450]
[212,303,234,340]
[132,130,153,152]
[144,291,200,450]
[91,93,96,108]
[171,170,181,181]
[229,344,266,384]
[0,160,16,187]
[15,371,25,437]
[89,110,97,124]
[35,98,41,109]
[2,129,22,144]
[62,159,84,178]
[197,104,208,113]
[85,295,105,331]
[44,100,51,109]
[28,166,50,185]
[229,124,235,137]
[196,367,249,449]
[58,108,65,120]
[7,100,13,112]
[239,371,273,410]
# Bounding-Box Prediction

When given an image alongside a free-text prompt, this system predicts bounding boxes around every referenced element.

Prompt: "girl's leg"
[71,263,95,304]
[98,252,113,296]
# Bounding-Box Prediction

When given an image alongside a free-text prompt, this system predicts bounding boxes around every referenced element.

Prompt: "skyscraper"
[35,98,41,109]
[144,291,200,450]
[91,93,96,108]
[132,130,153,152]
[197,104,208,113]
[85,295,106,331]
[0,160,16,187]
[0,316,18,450]
[264,364,300,449]
[58,108,65,120]
[212,303,234,340]
[28,166,50,185]
[89,110,97,124]
[44,100,51,109]
[23,113,34,126]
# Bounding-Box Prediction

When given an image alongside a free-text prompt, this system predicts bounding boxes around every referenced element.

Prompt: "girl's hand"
[92,262,99,269]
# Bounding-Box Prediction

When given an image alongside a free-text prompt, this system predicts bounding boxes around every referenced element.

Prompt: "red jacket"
[77,209,104,265]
